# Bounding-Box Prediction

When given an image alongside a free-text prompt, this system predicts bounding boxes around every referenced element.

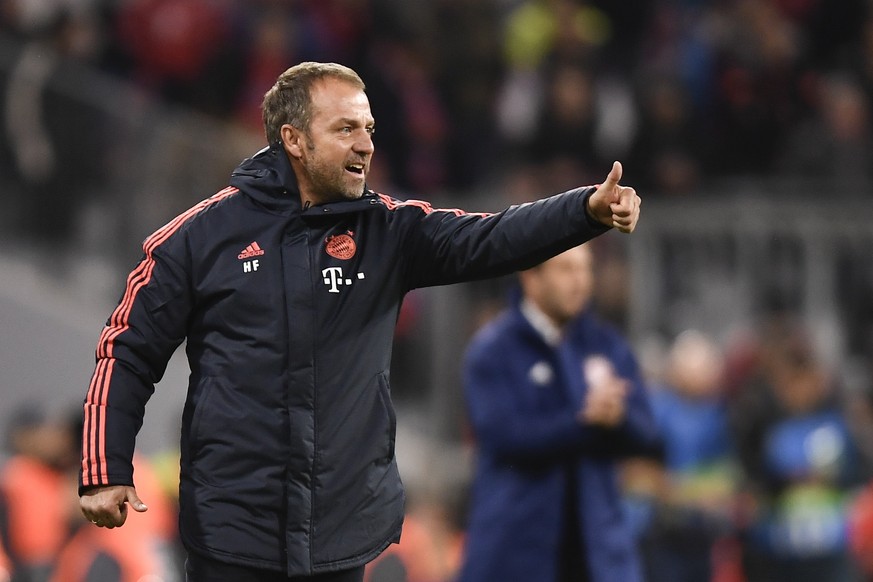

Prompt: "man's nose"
[354,131,374,154]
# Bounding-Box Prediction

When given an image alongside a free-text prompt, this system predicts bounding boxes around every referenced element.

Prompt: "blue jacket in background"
[459,303,662,582]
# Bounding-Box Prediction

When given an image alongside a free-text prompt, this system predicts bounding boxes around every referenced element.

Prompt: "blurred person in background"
[458,244,661,582]
[494,0,612,176]
[49,411,181,582]
[626,75,704,197]
[114,0,238,117]
[846,338,873,581]
[525,63,601,184]
[730,320,867,582]
[706,0,807,178]
[359,38,450,195]
[0,536,9,582]
[778,72,873,190]
[849,479,873,582]
[0,403,77,582]
[232,6,300,134]
[51,454,180,582]
[1,0,107,255]
[364,485,467,582]
[629,330,739,582]
[76,61,641,582]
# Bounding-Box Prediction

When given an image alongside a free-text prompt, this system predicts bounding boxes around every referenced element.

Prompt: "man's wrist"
[582,189,608,229]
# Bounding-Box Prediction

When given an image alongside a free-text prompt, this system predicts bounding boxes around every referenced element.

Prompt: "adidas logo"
[238,241,265,259]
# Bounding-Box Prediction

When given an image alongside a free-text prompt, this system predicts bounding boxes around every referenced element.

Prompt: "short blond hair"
[262,62,365,144]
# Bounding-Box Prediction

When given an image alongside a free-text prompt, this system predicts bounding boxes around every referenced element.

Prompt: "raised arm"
[396,162,640,289]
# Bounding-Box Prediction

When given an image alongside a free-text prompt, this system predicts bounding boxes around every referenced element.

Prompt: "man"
[1,405,76,581]
[78,62,640,581]
[459,244,661,582]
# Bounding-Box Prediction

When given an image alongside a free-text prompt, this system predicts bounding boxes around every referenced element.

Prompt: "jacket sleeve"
[395,187,611,290]
[463,333,614,463]
[79,238,192,495]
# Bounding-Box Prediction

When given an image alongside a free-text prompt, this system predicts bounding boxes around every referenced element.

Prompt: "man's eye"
[366,127,375,135]
[340,127,352,134]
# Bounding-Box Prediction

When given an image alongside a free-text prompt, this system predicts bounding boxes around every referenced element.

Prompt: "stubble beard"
[305,148,365,203]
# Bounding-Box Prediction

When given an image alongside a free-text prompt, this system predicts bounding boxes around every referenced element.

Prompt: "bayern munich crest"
[325,231,356,260]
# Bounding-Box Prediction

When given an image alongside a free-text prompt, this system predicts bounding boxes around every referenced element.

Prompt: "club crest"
[325,231,356,260]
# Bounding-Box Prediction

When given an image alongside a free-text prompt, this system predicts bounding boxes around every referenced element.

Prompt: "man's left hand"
[586,161,641,233]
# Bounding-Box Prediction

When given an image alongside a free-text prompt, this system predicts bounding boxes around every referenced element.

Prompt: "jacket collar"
[520,299,563,347]
[229,142,379,215]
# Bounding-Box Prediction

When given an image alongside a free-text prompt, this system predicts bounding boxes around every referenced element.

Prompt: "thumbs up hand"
[585,161,641,233]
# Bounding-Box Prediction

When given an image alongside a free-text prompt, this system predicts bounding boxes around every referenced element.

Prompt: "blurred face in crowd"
[282,77,375,205]
[668,330,724,400]
[771,347,829,415]
[521,245,594,327]
[11,421,76,470]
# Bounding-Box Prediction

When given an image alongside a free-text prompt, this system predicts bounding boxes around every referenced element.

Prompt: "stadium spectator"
[638,330,738,582]
[364,487,466,582]
[114,0,239,115]
[525,62,602,184]
[730,320,867,581]
[50,453,179,582]
[0,403,77,582]
[1,5,108,254]
[627,75,704,196]
[778,72,873,190]
[0,535,9,582]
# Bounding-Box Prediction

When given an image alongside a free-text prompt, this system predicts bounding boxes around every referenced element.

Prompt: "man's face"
[293,78,375,203]
[524,245,594,326]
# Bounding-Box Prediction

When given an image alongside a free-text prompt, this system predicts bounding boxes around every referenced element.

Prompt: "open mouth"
[345,163,365,175]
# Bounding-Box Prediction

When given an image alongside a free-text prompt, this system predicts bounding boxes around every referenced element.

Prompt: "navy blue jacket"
[459,304,661,582]
[79,143,611,576]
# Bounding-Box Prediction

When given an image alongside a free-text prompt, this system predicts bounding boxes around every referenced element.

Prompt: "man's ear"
[281,124,304,159]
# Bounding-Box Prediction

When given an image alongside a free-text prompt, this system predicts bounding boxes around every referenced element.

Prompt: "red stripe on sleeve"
[376,193,491,218]
[83,186,238,486]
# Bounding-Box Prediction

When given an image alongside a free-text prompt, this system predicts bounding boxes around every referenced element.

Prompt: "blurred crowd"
[624,316,873,582]
[0,403,183,582]
[5,311,873,581]
[1,0,873,203]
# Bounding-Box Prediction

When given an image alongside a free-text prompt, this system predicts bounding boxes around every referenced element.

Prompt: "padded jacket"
[79,143,610,575]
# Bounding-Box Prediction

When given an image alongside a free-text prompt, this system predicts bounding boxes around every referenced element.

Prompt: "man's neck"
[520,299,564,347]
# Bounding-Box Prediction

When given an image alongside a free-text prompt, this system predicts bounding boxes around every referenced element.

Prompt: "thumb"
[126,487,148,513]
[600,161,623,193]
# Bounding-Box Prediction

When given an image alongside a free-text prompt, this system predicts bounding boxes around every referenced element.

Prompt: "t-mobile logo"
[322,267,365,293]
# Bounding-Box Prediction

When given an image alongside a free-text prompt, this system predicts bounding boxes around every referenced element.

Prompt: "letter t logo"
[322,267,343,293]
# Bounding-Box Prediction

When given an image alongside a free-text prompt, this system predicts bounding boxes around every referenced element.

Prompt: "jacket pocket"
[189,376,216,452]
[375,372,397,462]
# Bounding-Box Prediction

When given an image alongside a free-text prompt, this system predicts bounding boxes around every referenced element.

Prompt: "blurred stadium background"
[2,0,873,580]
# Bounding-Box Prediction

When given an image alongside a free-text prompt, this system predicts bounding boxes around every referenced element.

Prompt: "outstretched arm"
[398,162,641,289]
